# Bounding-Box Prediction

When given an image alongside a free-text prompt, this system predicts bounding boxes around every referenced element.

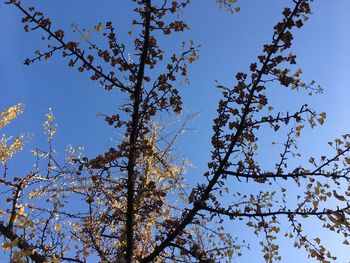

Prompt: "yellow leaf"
[17,206,24,216]
[83,31,89,40]
[54,224,61,232]
[308,117,315,128]
[226,249,234,258]
[333,190,346,201]
[52,255,59,263]
[2,241,12,250]
[319,112,326,118]
[94,22,103,31]
[296,125,304,132]
[293,68,302,77]
[0,104,24,129]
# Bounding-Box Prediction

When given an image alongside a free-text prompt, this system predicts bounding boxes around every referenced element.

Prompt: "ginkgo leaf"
[54,224,61,232]
[17,206,24,216]
[83,31,89,40]
[314,237,321,244]
[317,117,324,125]
[293,68,302,77]
[0,104,23,129]
[94,22,103,31]
[333,190,346,201]
[345,157,350,164]
[296,125,304,131]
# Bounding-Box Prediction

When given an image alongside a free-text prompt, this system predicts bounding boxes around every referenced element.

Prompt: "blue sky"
[1,0,350,262]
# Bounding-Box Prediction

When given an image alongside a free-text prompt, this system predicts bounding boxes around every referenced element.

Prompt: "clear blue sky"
[1,0,350,262]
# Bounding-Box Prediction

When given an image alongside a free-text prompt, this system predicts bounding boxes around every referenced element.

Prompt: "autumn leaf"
[83,31,89,40]
[94,22,103,31]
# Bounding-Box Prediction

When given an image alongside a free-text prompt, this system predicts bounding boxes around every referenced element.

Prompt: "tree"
[1,0,350,262]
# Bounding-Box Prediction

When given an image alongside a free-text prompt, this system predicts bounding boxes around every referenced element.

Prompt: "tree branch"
[0,222,46,263]
[125,1,152,262]
[141,1,306,261]
[10,2,132,94]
